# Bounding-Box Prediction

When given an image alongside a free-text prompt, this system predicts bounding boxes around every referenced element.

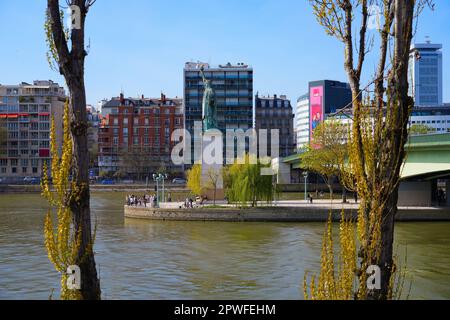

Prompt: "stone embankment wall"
[124,206,450,222]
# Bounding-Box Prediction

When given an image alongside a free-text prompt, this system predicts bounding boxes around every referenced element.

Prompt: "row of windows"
[419,86,438,94]
[111,117,181,126]
[118,127,171,136]
[419,58,438,66]
[185,71,252,79]
[411,120,450,124]
[0,167,40,174]
[0,158,41,166]
[419,95,439,103]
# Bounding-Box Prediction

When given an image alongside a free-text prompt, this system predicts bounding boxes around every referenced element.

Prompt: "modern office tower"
[295,93,309,149]
[98,93,184,178]
[0,80,66,179]
[409,41,443,107]
[255,94,295,157]
[293,80,352,147]
[183,62,253,162]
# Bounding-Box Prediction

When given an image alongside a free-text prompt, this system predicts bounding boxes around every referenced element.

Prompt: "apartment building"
[255,93,295,157]
[98,93,183,178]
[0,80,66,179]
[184,62,253,161]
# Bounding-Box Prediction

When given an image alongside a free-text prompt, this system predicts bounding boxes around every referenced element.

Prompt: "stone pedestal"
[201,129,225,201]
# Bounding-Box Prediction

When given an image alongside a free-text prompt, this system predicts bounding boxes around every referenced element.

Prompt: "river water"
[0,192,449,300]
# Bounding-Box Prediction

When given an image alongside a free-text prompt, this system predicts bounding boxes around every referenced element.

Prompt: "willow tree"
[226,155,274,207]
[45,0,100,299]
[307,0,432,299]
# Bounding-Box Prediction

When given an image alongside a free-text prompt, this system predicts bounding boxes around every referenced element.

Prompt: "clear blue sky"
[1,0,449,105]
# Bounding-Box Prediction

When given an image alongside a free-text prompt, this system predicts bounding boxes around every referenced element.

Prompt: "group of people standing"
[126,194,157,208]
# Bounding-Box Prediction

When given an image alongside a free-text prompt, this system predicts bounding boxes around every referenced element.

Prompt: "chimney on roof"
[119,92,125,104]
[161,92,166,102]
[141,94,144,100]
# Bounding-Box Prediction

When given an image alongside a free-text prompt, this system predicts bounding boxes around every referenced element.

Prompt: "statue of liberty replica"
[199,65,224,201]
[200,66,218,131]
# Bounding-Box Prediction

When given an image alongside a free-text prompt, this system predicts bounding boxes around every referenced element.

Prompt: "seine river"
[0,192,449,300]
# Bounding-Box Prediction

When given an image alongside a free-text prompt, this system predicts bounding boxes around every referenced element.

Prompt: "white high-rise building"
[295,93,309,149]
[409,41,443,107]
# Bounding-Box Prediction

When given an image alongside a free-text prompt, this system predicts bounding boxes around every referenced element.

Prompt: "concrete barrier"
[124,205,450,222]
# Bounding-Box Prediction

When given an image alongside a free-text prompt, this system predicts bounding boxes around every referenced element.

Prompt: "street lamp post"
[161,173,168,203]
[153,173,168,207]
[153,173,159,208]
[303,171,308,201]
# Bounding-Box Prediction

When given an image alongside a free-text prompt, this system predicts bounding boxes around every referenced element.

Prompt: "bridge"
[401,133,450,179]
[279,133,450,207]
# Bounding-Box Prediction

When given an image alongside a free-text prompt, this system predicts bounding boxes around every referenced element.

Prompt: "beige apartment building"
[0,80,66,180]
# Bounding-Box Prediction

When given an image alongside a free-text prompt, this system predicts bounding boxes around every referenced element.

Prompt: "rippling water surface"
[0,192,449,299]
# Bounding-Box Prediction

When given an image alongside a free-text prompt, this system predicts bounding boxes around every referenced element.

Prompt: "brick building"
[98,93,184,179]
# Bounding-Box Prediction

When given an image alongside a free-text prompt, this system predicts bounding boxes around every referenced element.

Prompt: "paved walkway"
[157,199,447,211]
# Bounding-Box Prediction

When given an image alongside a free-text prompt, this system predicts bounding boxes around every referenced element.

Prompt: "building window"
[22,167,27,173]
[32,167,38,174]
[12,167,17,174]
[123,118,128,125]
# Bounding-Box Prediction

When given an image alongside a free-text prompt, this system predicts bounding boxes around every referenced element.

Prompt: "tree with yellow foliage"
[305,0,432,300]
[42,101,97,300]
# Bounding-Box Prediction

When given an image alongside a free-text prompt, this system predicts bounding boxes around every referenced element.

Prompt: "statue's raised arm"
[199,65,207,86]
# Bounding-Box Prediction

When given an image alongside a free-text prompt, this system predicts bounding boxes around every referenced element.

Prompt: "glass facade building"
[409,42,443,107]
[183,62,253,161]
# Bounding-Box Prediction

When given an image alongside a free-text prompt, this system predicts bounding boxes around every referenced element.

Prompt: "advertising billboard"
[309,86,324,144]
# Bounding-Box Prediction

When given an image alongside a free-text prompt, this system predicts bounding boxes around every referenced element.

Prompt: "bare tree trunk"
[370,0,415,300]
[70,86,101,300]
[47,0,101,300]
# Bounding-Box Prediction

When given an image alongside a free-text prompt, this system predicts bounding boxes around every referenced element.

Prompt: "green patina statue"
[200,66,218,131]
